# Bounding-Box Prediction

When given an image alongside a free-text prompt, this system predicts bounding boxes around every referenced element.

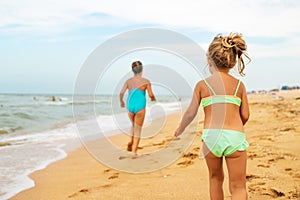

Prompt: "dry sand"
[11,90,300,200]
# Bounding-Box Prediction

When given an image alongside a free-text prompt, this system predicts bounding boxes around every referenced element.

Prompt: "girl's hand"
[174,127,184,137]
[120,101,125,108]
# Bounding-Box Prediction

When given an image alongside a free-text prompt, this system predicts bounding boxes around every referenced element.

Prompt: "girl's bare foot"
[132,153,139,159]
[127,142,133,152]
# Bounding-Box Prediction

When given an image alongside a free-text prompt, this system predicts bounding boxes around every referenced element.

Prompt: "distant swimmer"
[51,96,56,102]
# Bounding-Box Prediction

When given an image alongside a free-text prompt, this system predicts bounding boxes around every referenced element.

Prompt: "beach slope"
[11,90,300,200]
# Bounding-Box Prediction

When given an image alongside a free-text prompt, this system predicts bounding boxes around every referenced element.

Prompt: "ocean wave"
[0,126,23,134]
[0,113,10,117]
[4,99,113,108]
[0,143,67,200]
[13,112,36,120]
[43,101,72,106]
[0,142,11,147]
[43,100,111,106]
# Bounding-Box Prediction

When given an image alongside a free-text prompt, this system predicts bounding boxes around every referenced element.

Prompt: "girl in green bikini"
[175,33,250,199]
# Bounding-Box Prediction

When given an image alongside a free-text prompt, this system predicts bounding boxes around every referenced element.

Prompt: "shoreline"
[11,90,300,199]
[0,98,185,200]
[11,111,206,199]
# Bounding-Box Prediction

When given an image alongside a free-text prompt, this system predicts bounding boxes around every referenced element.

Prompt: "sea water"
[0,94,188,199]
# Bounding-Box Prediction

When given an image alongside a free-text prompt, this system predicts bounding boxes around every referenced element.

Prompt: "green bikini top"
[201,79,242,107]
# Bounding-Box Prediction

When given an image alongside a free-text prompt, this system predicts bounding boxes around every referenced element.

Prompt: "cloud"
[103,0,300,37]
[0,0,129,35]
[1,0,299,60]
[199,35,300,60]
[249,38,300,59]
[0,0,299,37]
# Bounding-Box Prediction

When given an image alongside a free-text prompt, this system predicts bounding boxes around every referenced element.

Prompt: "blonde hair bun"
[208,32,250,76]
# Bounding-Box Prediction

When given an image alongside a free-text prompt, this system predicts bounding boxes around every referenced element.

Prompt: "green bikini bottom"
[201,129,249,157]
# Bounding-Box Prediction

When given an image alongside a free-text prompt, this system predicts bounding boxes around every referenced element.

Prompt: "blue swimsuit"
[127,88,146,114]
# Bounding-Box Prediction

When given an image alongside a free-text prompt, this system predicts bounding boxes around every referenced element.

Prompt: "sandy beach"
[11,90,300,200]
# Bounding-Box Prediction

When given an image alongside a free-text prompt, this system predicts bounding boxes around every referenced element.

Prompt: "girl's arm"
[174,82,201,137]
[147,81,156,101]
[119,81,128,107]
[239,82,250,125]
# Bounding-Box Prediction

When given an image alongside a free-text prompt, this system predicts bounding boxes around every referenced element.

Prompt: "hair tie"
[222,37,235,49]
[132,61,142,68]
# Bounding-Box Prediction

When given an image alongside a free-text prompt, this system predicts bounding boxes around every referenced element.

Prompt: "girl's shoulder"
[197,77,213,86]
[126,77,134,82]
[195,80,207,91]
[127,77,150,86]
[141,77,150,83]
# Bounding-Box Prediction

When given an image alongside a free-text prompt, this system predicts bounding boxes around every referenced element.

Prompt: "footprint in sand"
[285,168,292,171]
[257,164,270,168]
[78,189,89,193]
[268,158,276,163]
[140,137,179,148]
[177,160,193,166]
[262,188,285,198]
[183,152,198,160]
[248,182,266,192]
[288,190,300,199]
[152,141,166,146]
[280,127,296,131]
[118,156,129,160]
[68,184,114,198]
[275,156,285,160]
[68,188,89,198]
[118,153,150,160]
[176,152,199,167]
[248,185,260,192]
[108,173,119,180]
[283,153,296,160]
[293,173,300,179]
[101,184,113,188]
[268,156,285,164]
[289,110,299,115]
[247,152,264,160]
[257,137,275,142]
[256,182,266,186]
[103,169,111,173]
[165,137,173,142]
[247,153,257,159]
[193,147,200,151]
[246,174,261,181]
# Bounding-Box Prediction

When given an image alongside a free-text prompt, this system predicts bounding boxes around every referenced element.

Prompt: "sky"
[0,0,299,94]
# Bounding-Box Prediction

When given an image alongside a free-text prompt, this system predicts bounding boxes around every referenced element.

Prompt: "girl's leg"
[203,143,224,200]
[225,151,247,200]
[127,126,134,151]
[131,109,145,155]
[127,112,135,151]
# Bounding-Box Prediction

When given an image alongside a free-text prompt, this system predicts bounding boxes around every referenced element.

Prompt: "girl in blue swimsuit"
[120,61,156,157]
[175,33,251,199]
